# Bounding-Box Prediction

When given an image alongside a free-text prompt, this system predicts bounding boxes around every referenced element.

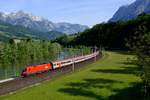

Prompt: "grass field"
[0,51,143,100]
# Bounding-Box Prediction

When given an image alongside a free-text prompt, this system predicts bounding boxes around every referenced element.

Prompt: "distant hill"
[0,11,88,34]
[0,21,64,42]
[110,0,150,21]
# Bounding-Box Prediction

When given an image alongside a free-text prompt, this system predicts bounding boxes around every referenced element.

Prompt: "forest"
[0,40,62,67]
[0,40,62,79]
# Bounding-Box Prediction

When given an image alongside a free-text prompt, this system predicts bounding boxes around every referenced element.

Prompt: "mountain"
[0,20,64,42]
[110,0,150,21]
[0,11,88,34]
[55,22,88,34]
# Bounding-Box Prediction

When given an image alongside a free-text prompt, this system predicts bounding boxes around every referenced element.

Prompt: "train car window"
[61,61,71,64]
[53,64,57,66]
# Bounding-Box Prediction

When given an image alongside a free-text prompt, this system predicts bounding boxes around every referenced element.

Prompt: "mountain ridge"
[0,10,88,34]
[109,0,150,21]
[0,20,64,41]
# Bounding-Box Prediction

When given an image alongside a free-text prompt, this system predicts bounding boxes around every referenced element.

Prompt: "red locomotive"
[21,63,53,77]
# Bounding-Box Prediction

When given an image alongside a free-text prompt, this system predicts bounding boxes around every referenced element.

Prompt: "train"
[21,51,99,77]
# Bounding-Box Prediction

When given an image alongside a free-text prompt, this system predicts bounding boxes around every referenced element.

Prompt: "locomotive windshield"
[21,68,27,77]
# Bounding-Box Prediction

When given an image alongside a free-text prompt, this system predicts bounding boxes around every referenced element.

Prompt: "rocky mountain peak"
[109,0,150,21]
[0,11,88,34]
[8,10,44,22]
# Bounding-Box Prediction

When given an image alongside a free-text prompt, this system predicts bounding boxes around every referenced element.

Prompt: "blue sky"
[0,0,135,26]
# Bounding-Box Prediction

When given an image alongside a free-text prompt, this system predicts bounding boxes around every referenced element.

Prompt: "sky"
[0,0,135,26]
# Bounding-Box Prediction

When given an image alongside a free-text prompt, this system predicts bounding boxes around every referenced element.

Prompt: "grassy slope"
[0,51,142,100]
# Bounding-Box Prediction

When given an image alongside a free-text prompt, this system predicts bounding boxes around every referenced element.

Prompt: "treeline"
[0,40,62,69]
[126,25,150,97]
[52,34,76,47]
[66,46,91,58]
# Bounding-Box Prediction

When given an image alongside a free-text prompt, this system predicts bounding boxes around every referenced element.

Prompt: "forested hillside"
[71,13,150,49]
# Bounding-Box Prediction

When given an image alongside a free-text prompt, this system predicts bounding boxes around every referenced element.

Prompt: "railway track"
[0,54,101,96]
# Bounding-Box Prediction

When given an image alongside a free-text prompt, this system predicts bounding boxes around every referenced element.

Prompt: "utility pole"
[82,49,83,56]
[94,46,97,62]
[5,69,7,79]
[72,57,75,72]
[72,50,75,72]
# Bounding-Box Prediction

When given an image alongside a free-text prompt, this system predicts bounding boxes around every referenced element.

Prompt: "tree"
[126,25,150,97]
